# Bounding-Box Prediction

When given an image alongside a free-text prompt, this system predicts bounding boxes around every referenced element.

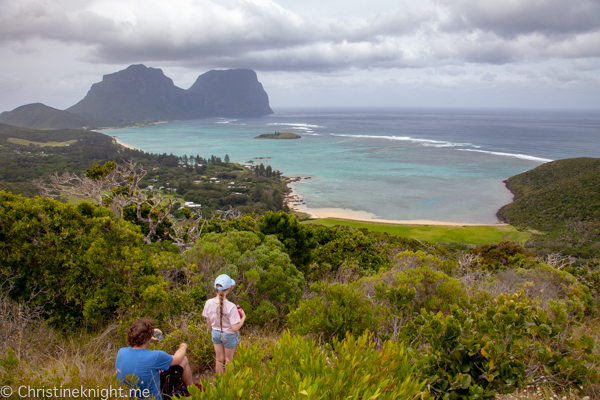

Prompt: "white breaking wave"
[330,134,472,148]
[459,149,553,162]
[267,123,325,128]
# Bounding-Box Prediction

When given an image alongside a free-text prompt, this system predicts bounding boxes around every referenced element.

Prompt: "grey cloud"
[544,68,588,84]
[479,72,496,81]
[1,0,599,73]
[0,74,25,92]
[572,58,600,71]
[505,66,539,79]
[438,0,600,38]
[0,0,116,43]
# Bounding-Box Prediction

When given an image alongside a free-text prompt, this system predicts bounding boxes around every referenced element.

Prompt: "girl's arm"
[230,309,246,332]
[205,317,212,333]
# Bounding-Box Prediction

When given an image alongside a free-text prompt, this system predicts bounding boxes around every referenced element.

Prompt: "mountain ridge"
[0,103,104,130]
[2,65,273,129]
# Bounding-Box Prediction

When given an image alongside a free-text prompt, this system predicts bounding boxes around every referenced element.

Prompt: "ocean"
[103,108,600,224]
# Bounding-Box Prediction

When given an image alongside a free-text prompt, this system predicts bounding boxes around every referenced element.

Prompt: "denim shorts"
[211,330,239,349]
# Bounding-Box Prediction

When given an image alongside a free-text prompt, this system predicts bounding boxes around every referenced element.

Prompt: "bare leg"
[223,347,236,372]
[178,356,193,386]
[213,344,226,374]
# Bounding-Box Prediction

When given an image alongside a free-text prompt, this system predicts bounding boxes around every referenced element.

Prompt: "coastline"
[284,176,507,227]
[110,136,137,150]
[93,120,170,132]
[495,179,515,224]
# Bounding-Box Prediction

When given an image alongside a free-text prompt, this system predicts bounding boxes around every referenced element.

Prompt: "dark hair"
[127,318,155,347]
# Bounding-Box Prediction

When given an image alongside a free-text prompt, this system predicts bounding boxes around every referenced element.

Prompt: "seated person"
[116,318,192,400]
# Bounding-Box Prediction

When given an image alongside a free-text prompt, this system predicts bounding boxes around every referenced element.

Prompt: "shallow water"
[103,108,600,224]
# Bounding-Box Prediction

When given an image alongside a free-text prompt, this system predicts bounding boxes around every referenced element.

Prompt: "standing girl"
[202,274,246,374]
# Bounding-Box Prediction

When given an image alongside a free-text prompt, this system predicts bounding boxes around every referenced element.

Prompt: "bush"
[191,331,428,399]
[311,226,392,280]
[0,192,165,329]
[363,251,464,314]
[258,211,317,270]
[155,318,215,372]
[469,241,536,271]
[185,230,305,321]
[400,294,598,399]
[288,282,376,341]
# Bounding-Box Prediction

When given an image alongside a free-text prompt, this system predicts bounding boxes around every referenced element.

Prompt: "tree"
[185,230,305,321]
[37,160,204,249]
[0,192,166,328]
[258,211,317,271]
[224,154,230,164]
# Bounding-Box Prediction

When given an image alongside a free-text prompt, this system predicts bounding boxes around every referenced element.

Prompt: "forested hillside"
[498,158,600,258]
[0,123,287,216]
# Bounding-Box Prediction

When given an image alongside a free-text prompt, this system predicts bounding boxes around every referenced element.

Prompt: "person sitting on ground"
[115,318,193,400]
[202,274,246,374]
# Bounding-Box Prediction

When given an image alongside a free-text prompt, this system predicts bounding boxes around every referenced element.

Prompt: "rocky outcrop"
[188,69,273,116]
[67,65,273,126]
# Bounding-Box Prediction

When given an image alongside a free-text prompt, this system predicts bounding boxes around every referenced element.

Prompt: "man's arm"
[171,343,188,366]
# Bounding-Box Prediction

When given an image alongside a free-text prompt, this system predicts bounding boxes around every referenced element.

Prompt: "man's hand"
[151,328,163,342]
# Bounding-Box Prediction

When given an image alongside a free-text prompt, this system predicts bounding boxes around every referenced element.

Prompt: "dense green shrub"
[155,320,215,371]
[364,251,464,313]
[258,211,317,270]
[203,214,260,235]
[311,226,391,279]
[288,282,376,340]
[192,331,428,399]
[185,230,305,322]
[468,241,536,271]
[400,294,598,399]
[0,192,165,329]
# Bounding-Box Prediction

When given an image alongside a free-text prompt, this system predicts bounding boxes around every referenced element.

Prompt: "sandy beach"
[285,178,507,227]
[110,137,137,150]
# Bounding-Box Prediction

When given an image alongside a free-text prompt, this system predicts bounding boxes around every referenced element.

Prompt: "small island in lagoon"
[255,131,301,139]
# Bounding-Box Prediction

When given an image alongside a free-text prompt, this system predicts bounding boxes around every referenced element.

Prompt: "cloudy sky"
[1,0,599,112]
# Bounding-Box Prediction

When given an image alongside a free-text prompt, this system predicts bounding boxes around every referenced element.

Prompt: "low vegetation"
[255,131,301,139]
[1,132,599,399]
[305,218,532,245]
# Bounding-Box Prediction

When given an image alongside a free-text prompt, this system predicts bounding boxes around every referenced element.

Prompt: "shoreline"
[110,137,137,150]
[93,120,170,132]
[284,176,508,227]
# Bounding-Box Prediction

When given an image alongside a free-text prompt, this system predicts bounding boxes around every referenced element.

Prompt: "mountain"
[67,65,201,126]
[67,64,273,126]
[0,103,102,130]
[188,69,273,116]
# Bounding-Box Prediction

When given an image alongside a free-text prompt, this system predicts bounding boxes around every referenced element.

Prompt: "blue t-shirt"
[115,347,173,400]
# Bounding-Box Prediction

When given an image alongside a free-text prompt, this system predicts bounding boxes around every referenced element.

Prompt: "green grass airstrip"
[303,218,531,245]
[8,138,78,147]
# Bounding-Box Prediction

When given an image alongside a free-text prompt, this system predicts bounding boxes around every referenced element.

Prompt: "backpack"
[160,366,184,399]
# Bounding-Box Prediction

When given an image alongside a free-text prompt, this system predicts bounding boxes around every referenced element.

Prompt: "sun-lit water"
[103,108,600,224]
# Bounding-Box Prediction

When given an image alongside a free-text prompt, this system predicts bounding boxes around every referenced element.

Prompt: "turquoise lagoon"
[103,108,600,224]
